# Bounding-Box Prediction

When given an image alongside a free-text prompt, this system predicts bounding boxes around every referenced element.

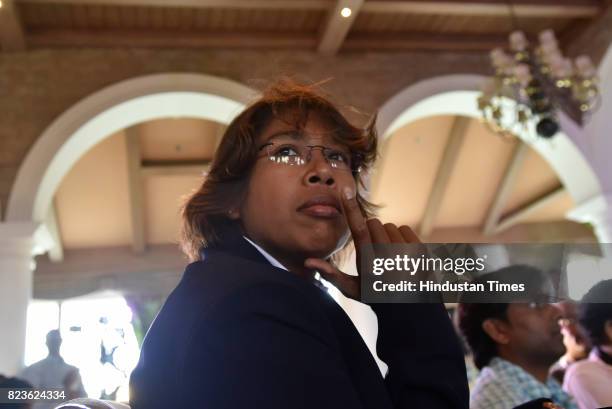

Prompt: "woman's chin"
[300,239,343,260]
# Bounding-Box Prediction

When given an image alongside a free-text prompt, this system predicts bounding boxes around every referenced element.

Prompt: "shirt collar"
[488,357,576,407]
[242,236,288,271]
[242,236,328,292]
[198,222,326,291]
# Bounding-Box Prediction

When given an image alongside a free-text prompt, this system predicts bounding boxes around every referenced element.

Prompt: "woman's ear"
[482,318,511,345]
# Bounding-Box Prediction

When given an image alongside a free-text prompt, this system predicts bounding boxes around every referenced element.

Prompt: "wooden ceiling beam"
[361,1,601,18]
[0,0,26,52]
[15,0,600,16]
[483,141,528,235]
[318,0,364,55]
[27,28,507,51]
[34,244,186,277]
[427,220,595,243]
[140,160,210,177]
[27,29,520,52]
[15,0,333,9]
[419,116,469,238]
[343,31,508,51]
[27,28,317,49]
[492,185,566,234]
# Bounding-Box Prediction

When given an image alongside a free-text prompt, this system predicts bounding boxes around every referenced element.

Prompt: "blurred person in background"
[550,301,590,384]
[458,266,577,409]
[19,330,87,409]
[563,279,612,409]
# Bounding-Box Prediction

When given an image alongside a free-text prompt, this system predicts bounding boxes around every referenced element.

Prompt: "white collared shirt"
[243,236,288,271]
[242,236,329,293]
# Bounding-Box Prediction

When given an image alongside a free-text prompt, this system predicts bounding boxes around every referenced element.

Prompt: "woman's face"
[235,112,356,262]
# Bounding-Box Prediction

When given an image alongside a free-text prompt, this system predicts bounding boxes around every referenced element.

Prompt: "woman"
[563,279,612,409]
[129,80,468,409]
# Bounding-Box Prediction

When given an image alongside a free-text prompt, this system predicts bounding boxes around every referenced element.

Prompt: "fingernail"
[343,186,355,200]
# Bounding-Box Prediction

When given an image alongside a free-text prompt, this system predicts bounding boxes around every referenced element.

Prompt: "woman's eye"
[328,150,349,163]
[275,145,300,157]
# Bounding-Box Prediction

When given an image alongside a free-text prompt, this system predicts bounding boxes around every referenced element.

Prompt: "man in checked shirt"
[457,266,577,409]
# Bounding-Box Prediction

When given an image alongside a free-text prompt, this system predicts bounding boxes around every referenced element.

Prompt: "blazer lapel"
[200,222,270,267]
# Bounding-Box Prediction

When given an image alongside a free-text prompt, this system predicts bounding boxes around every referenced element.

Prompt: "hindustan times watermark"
[359,243,612,303]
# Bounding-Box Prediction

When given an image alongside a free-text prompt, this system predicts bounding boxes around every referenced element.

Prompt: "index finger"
[340,186,371,247]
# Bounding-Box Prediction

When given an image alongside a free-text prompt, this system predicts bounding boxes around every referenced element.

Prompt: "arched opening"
[6,73,257,224]
[1,72,257,376]
[376,74,602,207]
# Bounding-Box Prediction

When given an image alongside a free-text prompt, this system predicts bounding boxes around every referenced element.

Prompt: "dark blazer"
[129,226,469,408]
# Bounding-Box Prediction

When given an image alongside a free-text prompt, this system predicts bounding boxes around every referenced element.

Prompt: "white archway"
[1,73,257,375]
[376,74,602,205]
[564,43,612,244]
[581,43,612,192]
[6,73,258,224]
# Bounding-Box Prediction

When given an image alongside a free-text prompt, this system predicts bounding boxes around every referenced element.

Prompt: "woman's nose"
[304,151,335,186]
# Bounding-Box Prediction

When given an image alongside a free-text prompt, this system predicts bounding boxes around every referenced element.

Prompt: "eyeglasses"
[258,141,362,173]
[527,294,562,309]
[558,317,577,327]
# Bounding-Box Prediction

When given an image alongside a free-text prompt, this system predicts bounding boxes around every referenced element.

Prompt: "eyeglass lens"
[265,142,354,171]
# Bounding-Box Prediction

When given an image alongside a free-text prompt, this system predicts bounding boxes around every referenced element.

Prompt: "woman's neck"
[276,256,317,281]
[245,236,317,281]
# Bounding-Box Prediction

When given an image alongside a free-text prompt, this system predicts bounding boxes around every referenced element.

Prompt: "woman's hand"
[304,186,421,301]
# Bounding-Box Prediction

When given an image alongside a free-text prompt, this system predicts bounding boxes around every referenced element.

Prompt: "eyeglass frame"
[526,293,563,310]
[256,140,364,174]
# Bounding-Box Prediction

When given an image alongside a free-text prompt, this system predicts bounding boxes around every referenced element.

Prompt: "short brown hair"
[180,79,378,261]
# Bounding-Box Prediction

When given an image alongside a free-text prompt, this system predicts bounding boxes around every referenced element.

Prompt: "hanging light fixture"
[478,17,600,139]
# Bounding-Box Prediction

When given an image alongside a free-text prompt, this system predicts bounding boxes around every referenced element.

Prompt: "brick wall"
[0,48,490,220]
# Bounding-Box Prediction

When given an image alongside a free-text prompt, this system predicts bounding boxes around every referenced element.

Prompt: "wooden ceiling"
[0,0,609,53]
[49,115,591,255]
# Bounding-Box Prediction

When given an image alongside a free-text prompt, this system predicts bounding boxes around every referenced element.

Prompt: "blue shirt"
[470,357,577,409]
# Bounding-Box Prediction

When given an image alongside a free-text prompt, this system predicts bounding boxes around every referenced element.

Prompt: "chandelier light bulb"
[509,31,528,51]
[0,0,3,8]
[540,41,559,57]
[340,7,352,18]
[514,64,532,86]
[561,58,574,78]
[490,48,513,69]
[539,29,557,46]
[544,50,563,67]
[490,48,504,62]
[575,55,595,77]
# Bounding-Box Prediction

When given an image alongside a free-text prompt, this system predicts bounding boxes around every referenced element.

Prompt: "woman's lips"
[297,194,342,219]
[299,204,341,218]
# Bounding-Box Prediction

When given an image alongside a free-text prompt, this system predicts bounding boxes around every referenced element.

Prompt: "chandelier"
[478,29,600,139]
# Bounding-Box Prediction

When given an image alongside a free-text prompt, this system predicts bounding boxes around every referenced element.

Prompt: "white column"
[567,194,612,254]
[0,222,53,376]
